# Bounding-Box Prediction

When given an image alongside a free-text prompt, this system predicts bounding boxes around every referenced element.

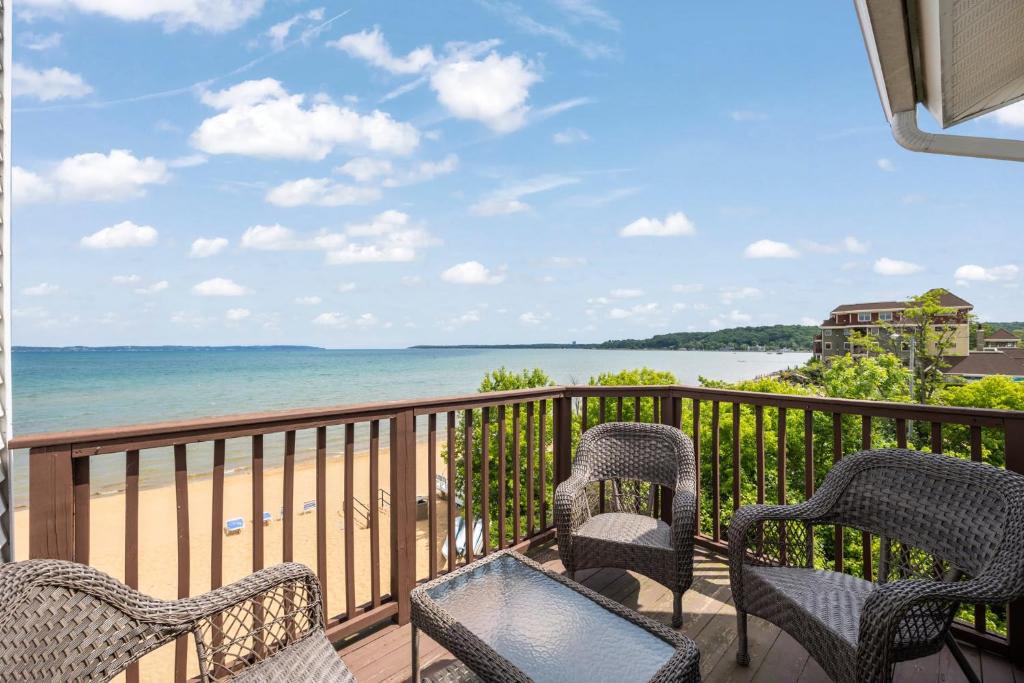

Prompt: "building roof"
[945,351,1024,378]
[830,291,972,315]
[987,328,1019,341]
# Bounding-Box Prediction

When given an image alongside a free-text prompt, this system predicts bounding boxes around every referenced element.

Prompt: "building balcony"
[11,385,1024,681]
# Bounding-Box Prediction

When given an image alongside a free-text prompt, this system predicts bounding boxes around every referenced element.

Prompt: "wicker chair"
[729,448,1024,683]
[0,559,355,682]
[554,421,697,628]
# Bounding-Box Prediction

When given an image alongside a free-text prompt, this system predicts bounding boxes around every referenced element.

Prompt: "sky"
[11,1,1024,347]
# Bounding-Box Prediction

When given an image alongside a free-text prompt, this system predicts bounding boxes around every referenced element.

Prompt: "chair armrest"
[670,487,697,542]
[856,577,1009,682]
[554,472,592,562]
[179,563,325,680]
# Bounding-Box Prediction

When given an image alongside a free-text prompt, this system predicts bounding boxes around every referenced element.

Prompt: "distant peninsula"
[411,324,817,352]
[13,345,324,352]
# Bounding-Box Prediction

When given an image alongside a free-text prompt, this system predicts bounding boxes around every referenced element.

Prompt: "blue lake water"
[11,347,809,503]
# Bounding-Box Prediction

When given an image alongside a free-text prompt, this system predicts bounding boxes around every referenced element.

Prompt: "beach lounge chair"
[262,511,272,526]
[470,519,484,556]
[224,517,244,535]
[441,516,466,561]
[302,500,316,514]
[0,560,355,682]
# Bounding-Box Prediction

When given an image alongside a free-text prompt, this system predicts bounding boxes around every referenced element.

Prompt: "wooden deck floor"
[338,543,1019,683]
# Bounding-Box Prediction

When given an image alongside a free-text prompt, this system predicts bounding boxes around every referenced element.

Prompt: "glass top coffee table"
[410,549,700,682]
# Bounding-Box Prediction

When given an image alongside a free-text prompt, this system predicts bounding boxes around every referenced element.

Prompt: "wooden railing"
[12,385,1024,678]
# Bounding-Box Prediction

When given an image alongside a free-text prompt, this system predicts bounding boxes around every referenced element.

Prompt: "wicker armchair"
[555,421,697,628]
[0,560,355,682]
[729,448,1024,683]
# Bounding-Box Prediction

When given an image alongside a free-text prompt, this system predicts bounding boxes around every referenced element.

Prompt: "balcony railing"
[11,384,1024,680]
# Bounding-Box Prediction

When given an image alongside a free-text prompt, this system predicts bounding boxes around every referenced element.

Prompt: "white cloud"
[552,0,620,30]
[265,178,381,207]
[312,312,379,328]
[168,154,207,168]
[519,311,551,325]
[327,211,438,264]
[336,157,394,182]
[22,32,63,51]
[619,212,696,238]
[226,308,251,321]
[13,64,92,101]
[672,283,704,294]
[81,220,158,249]
[239,224,345,251]
[401,275,423,286]
[193,277,247,296]
[441,261,506,285]
[800,236,869,254]
[471,174,579,216]
[112,274,141,285]
[18,0,265,32]
[610,288,643,299]
[992,101,1024,127]
[553,127,590,144]
[720,286,762,303]
[547,255,587,267]
[877,158,895,172]
[337,282,357,293]
[190,237,228,258]
[135,280,168,295]
[330,26,435,74]
[295,296,322,305]
[192,78,420,160]
[51,149,168,201]
[23,282,60,296]
[710,310,752,327]
[266,8,324,50]
[430,52,540,132]
[729,110,767,122]
[13,167,56,204]
[743,239,799,259]
[382,154,459,187]
[953,264,1019,282]
[608,302,659,320]
[873,257,923,276]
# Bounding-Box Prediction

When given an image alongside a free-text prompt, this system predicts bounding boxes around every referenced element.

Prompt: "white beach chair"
[302,500,316,515]
[262,511,271,526]
[441,516,466,561]
[224,517,244,535]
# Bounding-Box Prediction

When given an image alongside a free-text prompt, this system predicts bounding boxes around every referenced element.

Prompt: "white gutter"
[891,109,1024,162]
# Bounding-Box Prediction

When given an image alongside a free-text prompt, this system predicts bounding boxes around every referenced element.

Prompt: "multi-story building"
[812,290,973,362]
[983,328,1021,350]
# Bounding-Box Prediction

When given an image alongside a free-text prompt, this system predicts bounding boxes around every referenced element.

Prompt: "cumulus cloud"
[313,312,379,328]
[610,288,643,299]
[720,287,762,303]
[801,236,869,255]
[17,0,265,32]
[873,257,923,276]
[13,167,56,204]
[190,237,228,258]
[326,211,438,264]
[430,52,540,132]
[877,158,895,172]
[135,280,169,295]
[619,212,696,237]
[710,310,752,327]
[382,154,459,187]
[519,311,551,325]
[991,101,1024,127]
[193,277,247,296]
[192,78,420,160]
[441,261,506,285]
[81,220,158,249]
[337,282,357,293]
[553,127,590,144]
[471,174,579,216]
[112,274,141,285]
[954,264,1019,282]
[672,283,704,294]
[336,157,394,182]
[23,282,60,296]
[295,296,322,305]
[240,224,343,251]
[226,308,251,321]
[330,26,435,74]
[608,303,660,320]
[44,149,169,201]
[265,178,382,207]
[13,64,92,101]
[21,32,63,51]
[743,239,799,259]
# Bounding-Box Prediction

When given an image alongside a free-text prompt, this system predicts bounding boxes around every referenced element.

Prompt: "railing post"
[29,445,76,560]
[553,395,572,488]
[1005,416,1024,666]
[390,410,417,625]
[659,396,680,523]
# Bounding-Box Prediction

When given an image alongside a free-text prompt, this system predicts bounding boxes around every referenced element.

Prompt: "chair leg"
[736,610,750,666]
[568,569,575,582]
[943,631,981,683]
[672,591,683,628]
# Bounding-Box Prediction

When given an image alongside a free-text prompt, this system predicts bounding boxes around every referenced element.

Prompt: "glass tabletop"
[425,554,675,683]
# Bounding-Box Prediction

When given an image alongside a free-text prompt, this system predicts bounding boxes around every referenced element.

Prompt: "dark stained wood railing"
[13,384,1024,678]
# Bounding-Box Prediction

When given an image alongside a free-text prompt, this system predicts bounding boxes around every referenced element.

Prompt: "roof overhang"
[854,0,1024,161]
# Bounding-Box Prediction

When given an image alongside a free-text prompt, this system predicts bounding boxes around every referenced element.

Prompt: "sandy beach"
[14,440,450,682]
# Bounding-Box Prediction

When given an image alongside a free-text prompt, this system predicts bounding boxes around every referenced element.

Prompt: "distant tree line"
[595,324,817,351]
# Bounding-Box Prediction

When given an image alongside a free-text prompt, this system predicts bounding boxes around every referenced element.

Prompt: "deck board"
[338,543,1017,683]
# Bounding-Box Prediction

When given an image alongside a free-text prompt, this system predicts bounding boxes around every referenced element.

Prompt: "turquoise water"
[11,347,809,503]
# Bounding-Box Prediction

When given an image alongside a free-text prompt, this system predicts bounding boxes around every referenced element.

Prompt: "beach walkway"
[338,543,1014,683]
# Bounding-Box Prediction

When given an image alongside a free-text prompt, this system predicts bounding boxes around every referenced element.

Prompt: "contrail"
[14,8,353,113]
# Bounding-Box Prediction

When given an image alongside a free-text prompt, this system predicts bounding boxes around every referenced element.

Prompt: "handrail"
[12,384,1024,452]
